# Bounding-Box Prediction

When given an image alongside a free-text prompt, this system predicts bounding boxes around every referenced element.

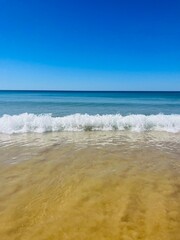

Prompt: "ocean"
[0,91,180,240]
[0,91,180,133]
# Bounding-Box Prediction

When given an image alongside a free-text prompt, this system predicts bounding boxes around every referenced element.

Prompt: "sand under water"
[0,131,180,240]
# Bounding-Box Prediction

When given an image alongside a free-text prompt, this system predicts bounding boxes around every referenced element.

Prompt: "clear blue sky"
[0,0,180,90]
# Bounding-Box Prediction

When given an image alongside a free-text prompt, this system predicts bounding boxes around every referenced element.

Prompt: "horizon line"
[0,90,180,92]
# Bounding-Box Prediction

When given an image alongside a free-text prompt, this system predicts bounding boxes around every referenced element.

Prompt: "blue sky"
[0,0,180,90]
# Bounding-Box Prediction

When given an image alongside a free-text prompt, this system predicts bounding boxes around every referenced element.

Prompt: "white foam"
[0,113,180,134]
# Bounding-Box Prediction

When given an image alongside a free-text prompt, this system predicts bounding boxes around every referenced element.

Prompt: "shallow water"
[0,132,180,240]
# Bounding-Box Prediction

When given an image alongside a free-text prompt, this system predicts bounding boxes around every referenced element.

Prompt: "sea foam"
[0,113,180,134]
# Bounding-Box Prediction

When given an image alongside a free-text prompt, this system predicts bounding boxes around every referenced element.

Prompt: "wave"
[0,113,180,134]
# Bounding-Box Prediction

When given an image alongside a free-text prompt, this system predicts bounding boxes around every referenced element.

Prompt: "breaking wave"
[0,113,180,134]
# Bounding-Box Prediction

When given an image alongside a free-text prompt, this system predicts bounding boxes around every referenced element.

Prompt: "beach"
[1,0,180,238]
[0,91,180,239]
[0,131,180,240]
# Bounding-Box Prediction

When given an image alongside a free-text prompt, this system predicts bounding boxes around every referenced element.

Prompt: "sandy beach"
[0,131,179,240]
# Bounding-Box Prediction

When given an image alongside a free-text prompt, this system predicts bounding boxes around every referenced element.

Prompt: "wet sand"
[0,132,180,240]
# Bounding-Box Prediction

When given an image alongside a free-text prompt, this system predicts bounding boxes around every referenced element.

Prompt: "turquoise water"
[0,91,180,134]
[0,91,180,116]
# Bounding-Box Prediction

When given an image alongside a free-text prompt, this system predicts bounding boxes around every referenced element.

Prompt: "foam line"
[0,113,180,134]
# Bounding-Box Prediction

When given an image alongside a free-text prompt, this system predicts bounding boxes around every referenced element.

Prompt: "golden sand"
[0,132,179,240]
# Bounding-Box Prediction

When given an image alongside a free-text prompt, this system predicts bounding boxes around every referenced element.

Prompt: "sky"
[0,0,180,90]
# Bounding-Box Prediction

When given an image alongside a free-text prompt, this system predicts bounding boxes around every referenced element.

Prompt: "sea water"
[0,91,180,134]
